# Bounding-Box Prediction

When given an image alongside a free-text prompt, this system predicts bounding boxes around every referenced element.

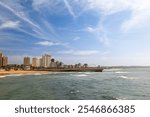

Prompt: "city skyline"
[0,0,150,66]
[24,54,88,68]
[0,51,91,71]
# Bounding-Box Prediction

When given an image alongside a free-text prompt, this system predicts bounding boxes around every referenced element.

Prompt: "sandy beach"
[0,70,49,77]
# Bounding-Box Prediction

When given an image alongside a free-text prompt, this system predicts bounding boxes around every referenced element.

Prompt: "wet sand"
[0,70,49,77]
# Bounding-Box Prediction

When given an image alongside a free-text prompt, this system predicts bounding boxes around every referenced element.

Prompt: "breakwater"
[36,67,103,72]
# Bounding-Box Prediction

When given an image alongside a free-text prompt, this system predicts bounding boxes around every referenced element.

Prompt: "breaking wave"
[115,71,129,74]
[72,74,88,77]
[118,75,136,80]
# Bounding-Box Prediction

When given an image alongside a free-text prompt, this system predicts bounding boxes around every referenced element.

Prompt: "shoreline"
[0,70,49,77]
[0,67,103,77]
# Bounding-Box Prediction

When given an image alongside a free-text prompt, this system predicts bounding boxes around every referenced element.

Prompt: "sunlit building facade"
[0,52,8,67]
[23,57,30,65]
[42,54,51,68]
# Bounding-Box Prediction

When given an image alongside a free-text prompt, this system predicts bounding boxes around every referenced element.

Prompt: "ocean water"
[0,67,150,100]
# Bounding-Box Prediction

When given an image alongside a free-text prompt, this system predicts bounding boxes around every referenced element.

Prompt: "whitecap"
[0,74,24,78]
[119,75,128,79]
[84,72,94,75]
[118,75,136,80]
[73,74,88,77]
[115,71,129,74]
[104,69,122,72]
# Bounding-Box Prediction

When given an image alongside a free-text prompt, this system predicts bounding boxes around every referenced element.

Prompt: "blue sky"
[0,0,150,66]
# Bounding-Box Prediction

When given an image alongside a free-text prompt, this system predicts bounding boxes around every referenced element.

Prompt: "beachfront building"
[55,61,64,68]
[42,54,51,68]
[50,58,56,68]
[56,61,60,68]
[83,63,88,68]
[0,52,8,68]
[32,58,40,67]
[23,57,31,70]
[0,52,3,68]
[74,63,82,68]
[23,57,30,65]
[32,58,37,67]
[59,62,64,68]
[39,58,43,67]
[2,56,8,66]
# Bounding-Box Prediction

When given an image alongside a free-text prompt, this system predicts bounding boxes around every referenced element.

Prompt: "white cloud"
[0,1,40,30]
[85,0,130,15]
[2,0,149,33]
[36,41,55,46]
[121,1,150,31]
[32,0,49,9]
[63,0,76,18]
[35,41,68,46]
[81,24,110,46]
[85,27,97,33]
[70,0,150,46]
[0,20,20,29]
[0,0,63,43]
[84,0,150,31]
[32,0,60,12]
[59,50,99,56]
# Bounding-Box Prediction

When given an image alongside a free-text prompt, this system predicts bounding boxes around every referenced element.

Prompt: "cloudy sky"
[0,0,150,66]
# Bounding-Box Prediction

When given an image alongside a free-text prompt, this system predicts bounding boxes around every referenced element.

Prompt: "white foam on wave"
[104,69,123,72]
[0,73,46,78]
[0,76,6,78]
[115,71,129,74]
[119,75,128,79]
[118,75,135,80]
[84,72,94,75]
[0,74,24,78]
[73,74,88,77]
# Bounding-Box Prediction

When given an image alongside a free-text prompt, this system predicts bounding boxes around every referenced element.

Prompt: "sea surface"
[0,67,150,100]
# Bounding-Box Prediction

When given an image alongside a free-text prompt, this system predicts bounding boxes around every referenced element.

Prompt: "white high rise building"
[42,54,51,68]
[32,58,40,67]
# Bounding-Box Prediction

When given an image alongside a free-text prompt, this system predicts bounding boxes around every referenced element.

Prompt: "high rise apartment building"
[0,52,8,67]
[23,57,30,65]
[0,52,3,67]
[24,54,53,68]
[32,58,38,67]
[32,58,41,67]
[2,56,8,66]
[42,54,51,68]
